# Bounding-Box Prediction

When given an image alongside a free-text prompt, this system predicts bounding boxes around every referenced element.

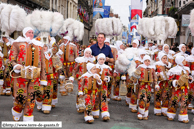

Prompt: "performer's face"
[140,54,145,60]
[148,43,153,47]
[144,59,150,66]
[181,45,186,53]
[164,46,169,53]
[161,55,167,63]
[90,66,97,74]
[98,58,105,65]
[92,41,97,45]
[182,59,186,66]
[43,45,48,52]
[64,39,68,44]
[2,37,8,43]
[84,51,91,58]
[25,30,34,40]
[158,45,163,51]
[132,43,137,48]
[120,44,125,50]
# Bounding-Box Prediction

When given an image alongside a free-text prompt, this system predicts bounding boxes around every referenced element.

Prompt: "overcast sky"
[105,0,146,27]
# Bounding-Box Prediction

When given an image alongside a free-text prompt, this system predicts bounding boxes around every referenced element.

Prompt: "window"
[179,1,181,7]
[183,1,185,4]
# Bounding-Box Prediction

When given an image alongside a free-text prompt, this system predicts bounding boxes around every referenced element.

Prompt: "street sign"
[182,14,190,27]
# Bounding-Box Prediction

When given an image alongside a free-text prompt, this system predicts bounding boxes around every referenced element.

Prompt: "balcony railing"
[28,0,50,9]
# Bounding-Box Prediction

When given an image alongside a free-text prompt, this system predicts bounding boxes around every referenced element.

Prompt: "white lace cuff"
[13,64,22,73]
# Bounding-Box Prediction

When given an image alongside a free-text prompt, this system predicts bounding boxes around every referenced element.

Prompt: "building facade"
[144,0,194,45]
[78,0,93,45]
[176,1,194,44]
[50,0,67,19]
[49,0,78,19]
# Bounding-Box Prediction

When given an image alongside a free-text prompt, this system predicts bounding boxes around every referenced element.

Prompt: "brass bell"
[31,47,35,51]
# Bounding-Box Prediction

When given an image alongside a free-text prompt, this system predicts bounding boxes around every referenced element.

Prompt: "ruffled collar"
[153,49,162,53]
[154,61,172,68]
[96,63,112,74]
[134,57,143,63]
[80,72,100,79]
[138,64,156,70]
[118,49,124,55]
[59,42,76,47]
[174,52,188,58]
[14,36,44,47]
[75,56,95,63]
[186,55,194,62]
[154,61,166,66]
[169,65,190,75]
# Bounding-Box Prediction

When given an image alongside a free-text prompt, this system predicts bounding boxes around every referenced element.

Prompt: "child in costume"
[78,63,102,123]
[1,36,14,96]
[167,56,192,123]
[129,50,146,113]
[125,40,140,107]
[186,48,194,113]
[94,53,111,121]
[36,38,62,114]
[58,36,78,96]
[154,52,172,116]
[132,55,157,120]
[70,48,96,113]
[113,41,125,101]
[104,38,118,102]
[0,47,4,95]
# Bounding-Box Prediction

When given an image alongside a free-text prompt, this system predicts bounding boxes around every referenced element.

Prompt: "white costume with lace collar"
[96,63,112,74]
[186,48,194,62]
[174,44,188,58]
[168,56,190,76]
[75,56,95,63]
[138,64,156,70]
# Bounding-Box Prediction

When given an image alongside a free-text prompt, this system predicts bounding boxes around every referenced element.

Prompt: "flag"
[130,20,138,32]
[93,0,105,17]
[131,0,143,20]
[104,6,110,18]
[122,31,127,43]
[128,23,131,32]
[127,34,132,44]
[130,23,137,31]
